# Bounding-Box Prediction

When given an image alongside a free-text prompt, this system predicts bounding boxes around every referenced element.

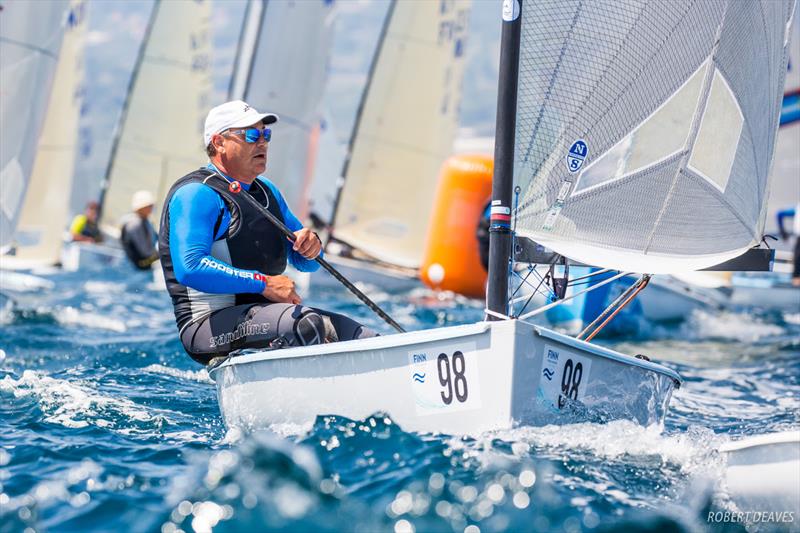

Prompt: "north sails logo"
[243,104,251,112]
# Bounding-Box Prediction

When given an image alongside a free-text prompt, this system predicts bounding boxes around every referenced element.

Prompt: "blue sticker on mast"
[566,140,588,173]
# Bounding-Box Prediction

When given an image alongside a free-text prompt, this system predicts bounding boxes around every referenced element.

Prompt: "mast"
[228,0,265,100]
[325,0,397,244]
[486,0,522,318]
[96,0,160,220]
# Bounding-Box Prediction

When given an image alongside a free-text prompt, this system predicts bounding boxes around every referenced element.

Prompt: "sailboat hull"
[210,319,679,435]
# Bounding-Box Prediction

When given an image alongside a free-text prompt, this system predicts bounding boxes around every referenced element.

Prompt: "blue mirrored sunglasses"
[226,127,272,143]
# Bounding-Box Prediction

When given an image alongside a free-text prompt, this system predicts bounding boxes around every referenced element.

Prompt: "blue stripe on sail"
[780,90,800,126]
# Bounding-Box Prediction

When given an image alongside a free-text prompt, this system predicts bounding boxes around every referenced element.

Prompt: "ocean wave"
[143,364,213,384]
[0,370,172,431]
[55,306,128,332]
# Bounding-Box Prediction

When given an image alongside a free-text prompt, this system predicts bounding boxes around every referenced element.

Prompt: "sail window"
[687,69,743,192]
[574,61,709,195]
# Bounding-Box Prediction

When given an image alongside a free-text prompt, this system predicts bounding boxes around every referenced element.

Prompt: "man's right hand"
[262,275,301,304]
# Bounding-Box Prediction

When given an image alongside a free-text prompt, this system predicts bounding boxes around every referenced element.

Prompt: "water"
[1,265,798,532]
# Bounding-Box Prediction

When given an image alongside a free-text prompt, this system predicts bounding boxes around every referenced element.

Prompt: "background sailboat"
[322,0,471,273]
[6,0,88,269]
[96,0,211,237]
[229,0,335,219]
[0,0,69,252]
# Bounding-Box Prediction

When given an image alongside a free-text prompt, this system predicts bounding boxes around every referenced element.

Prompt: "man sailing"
[159,101,376,365]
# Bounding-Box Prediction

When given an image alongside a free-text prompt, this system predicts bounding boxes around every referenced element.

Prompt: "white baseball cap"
[203,100,279,147]
[131,190,155,211]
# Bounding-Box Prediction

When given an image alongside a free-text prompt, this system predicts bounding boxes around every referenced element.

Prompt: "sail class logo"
[566,140,588,173]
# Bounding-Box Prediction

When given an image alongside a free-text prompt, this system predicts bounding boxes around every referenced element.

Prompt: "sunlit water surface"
[1,265,798,532]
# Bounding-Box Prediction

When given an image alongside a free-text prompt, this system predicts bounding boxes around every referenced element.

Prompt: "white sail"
[331,0,471,269]
[512,0,795,274]
[229,0,335,218]
[98,0,212,233]
[0,0,68,250]
[10,0,87,266]
[765,15,799,236]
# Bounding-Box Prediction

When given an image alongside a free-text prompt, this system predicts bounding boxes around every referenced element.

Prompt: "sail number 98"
[557,358,583,408]
[437,351,468,405]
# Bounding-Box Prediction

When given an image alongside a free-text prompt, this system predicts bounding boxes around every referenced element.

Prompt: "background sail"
[11,0,88,266]
[229,0,335,219]
[331,0,471,269]
[98,0,211,234]
[0,0,68,250]
[765,16,799,236]
[513,0,795,274]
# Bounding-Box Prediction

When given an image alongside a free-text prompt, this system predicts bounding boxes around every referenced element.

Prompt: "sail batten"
[513,0,795,274]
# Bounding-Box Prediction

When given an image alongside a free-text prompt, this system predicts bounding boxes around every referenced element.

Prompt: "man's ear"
[212,134,225,153]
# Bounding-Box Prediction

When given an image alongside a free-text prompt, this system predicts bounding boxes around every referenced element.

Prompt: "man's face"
[217,121,269,178]
[86,205,98,222]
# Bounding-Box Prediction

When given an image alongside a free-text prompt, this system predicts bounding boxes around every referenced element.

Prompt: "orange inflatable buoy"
[420,154,493,299]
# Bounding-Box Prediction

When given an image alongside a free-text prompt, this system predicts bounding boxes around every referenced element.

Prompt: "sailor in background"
[776,203,800,286]
[68,200,103,243]
[120,190,159,270]
[158,100,376,365]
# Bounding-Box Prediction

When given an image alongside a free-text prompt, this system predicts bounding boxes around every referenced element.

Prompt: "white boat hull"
[210,319,680,435]
[720,431,800,516]
[729,274,799,313]
[60,241,125,272]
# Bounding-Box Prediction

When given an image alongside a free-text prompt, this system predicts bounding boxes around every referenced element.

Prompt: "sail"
[98,0,212,234]
[11,0,88,265]
[765,16,800,235]
[331,0,471,269]
[512,0,795,274]
[0,0,68,250]
[229,0,335,218]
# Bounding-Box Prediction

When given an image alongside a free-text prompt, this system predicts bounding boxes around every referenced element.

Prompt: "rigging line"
[514,271,550,318]
[484,309,511,321]
[582,275,651,342]
[510,266,534,298]
[567,268,612,285]
[576,274,646,340]
[509,261,556,305]
[516,271,631,321]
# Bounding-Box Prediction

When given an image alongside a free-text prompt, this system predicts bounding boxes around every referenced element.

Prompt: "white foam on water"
[143,364,213,384]
[83,281,123,294]
[483,420,724,476]
[683,309,784,342]
[783,312,800,325]
[0,370,174,431]
[55,306,127,332]
[0,271,55,292]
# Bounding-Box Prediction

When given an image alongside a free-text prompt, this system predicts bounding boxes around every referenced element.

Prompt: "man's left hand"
[292,228,322,259]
